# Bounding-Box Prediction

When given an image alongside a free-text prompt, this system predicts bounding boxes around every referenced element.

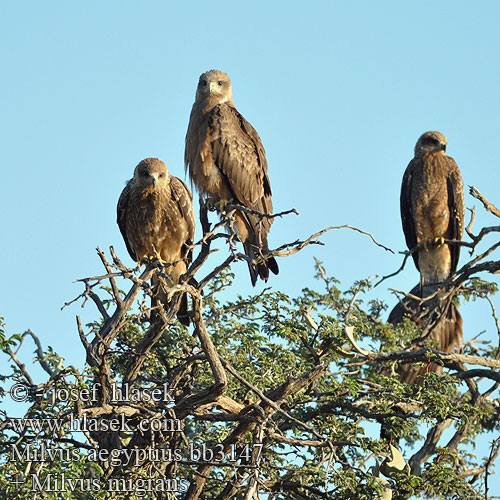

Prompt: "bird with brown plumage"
[393,130,465,370]
[117,158,195,326]
[380,132,465,441]
[400,131,465,289]
[185,69,279,286]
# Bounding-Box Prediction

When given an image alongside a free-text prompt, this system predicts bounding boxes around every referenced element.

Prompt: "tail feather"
[243,241,279,287]
[151,276,190,326]
[266,256,279,276]
[233,208,279,286]
[176,292,190,327]
[247,261,259,287]
[388,283,462,385]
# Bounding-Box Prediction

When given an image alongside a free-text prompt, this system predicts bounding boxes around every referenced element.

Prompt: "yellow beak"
[149,174,157,187]
[209,81,219,93]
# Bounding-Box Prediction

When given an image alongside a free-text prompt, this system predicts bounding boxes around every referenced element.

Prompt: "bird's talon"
[153,251,165,264]
[214,199,230,214]
[206,198,217,212]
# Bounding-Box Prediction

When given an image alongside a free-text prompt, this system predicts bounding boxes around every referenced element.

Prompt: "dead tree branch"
[470,185,500,219]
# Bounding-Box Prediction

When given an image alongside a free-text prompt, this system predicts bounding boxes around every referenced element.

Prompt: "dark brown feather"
[400,161,418,270]
[446,158,465,273]
[117,182,137,261]
[387,284,463,385]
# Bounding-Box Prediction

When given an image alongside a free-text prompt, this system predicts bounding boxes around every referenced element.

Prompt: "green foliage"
[0,262,498,499]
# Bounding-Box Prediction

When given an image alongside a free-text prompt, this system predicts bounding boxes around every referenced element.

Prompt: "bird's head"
[414,131,448,156]
[134,158,169,188]
[195,69,233,106]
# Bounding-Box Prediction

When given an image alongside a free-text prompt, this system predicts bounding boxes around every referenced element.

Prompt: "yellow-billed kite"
[117,158,195,325]
[401,131,465,287]
[185,69,278,286]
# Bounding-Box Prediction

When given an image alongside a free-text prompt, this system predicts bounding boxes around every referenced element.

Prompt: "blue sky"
[1,0,500,492]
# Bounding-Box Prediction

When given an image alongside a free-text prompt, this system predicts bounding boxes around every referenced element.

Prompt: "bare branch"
[222,359,329,442]
[470,185,500,219]
[225,203,299,220]
[23,329,54,377]
[466,206,477,239]
[97,246,123,307]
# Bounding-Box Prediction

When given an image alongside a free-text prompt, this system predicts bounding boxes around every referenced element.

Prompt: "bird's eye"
[218,81,223,86]
[159,173,165,178]
[423,137,439,146]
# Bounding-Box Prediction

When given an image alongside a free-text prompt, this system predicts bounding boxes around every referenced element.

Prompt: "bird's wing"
[170,176,195,263]
[446,157,465,274]
[401,160,419,269]
[116,179,137,261]
[210,104,271,211]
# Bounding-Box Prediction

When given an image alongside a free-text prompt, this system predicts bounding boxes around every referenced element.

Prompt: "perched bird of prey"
[387,284,463,385]
[117,158,195,326]
[185,69,279,286]
[401,131,465,287]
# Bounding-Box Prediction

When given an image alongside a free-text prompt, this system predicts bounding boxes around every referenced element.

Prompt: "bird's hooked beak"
[440,142,447,152]
[148,173,158,187]
[209,81,219,94]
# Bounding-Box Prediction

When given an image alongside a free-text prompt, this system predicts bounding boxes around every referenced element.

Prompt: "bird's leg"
[153,249,166,265]
[205,197,232,215]
[422,236,445,252]
[138,252,166,267]
[205,197,218,212]
[215,199,231,215]
[138,254,151,266]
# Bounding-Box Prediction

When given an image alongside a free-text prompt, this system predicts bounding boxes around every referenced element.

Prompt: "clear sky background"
[1,0,499,493]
